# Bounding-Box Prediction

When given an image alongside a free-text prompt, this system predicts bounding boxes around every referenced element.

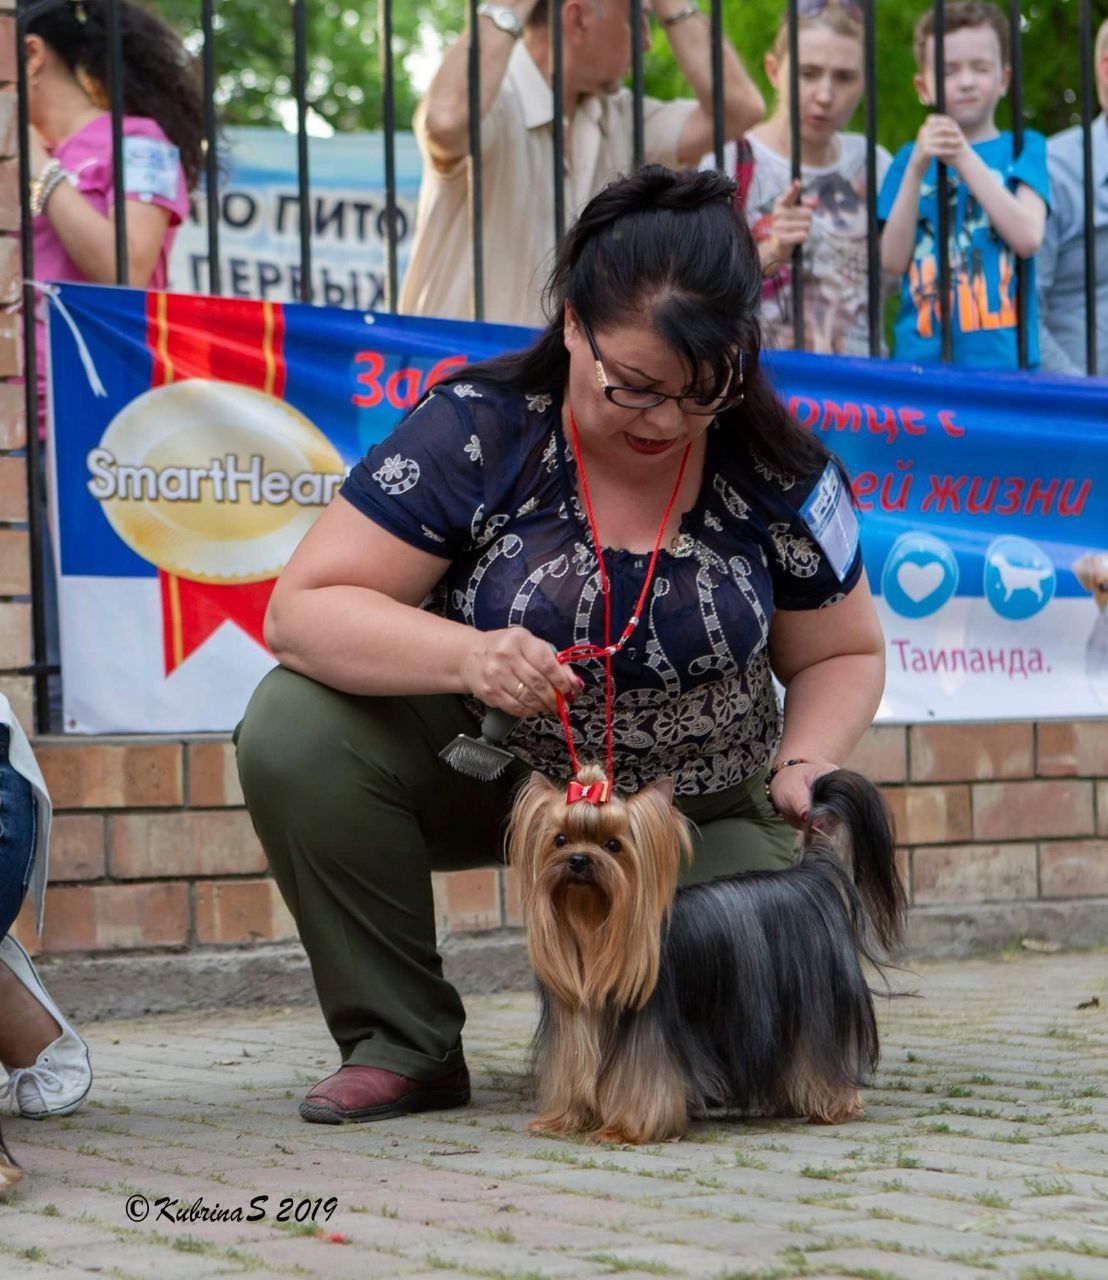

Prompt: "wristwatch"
[661,2,700,27]
[476,3,524,37]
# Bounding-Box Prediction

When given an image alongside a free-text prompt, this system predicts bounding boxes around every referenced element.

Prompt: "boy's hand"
[762,180,816,266]
[910,114,970,175]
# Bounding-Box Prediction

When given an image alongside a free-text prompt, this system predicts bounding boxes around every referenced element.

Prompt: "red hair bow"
[566,779,611,805]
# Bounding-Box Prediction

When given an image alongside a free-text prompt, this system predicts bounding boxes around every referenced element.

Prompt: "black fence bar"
[15,7,52,733]
[552,0,566,250]
[466,0,484,321]
[379,0,399,312]
[631,0,645,170]
[933,0,954,363]
[1008,0,1028,369]
[786,0,803,350]
[292,0,312,302]
[201,0,221,295]
[106,0,128,283]
[709,0,724,172]
[864,0,880,357]
[1079,0,1099,376]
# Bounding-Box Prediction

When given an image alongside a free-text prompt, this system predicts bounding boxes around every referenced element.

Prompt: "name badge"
[799,462,860,582]
[123,136,180,204]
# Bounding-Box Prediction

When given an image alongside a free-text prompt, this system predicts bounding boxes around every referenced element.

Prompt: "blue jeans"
[0,726,37,939]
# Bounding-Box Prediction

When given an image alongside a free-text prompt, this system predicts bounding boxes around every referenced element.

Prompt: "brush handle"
[480,706,520,744]
[478,645,560,744]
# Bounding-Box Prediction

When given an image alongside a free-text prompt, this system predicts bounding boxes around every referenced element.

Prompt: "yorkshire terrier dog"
[507,764,905,1145]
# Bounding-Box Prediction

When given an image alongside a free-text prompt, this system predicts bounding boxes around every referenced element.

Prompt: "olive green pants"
[234,666,796,1081]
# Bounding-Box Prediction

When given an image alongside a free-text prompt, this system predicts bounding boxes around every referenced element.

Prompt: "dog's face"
[1074,552,1108,611]
[507,766,691,1010]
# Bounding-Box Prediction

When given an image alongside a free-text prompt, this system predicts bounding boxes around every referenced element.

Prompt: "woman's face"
[563,306,731,468]
[767,26,865,145]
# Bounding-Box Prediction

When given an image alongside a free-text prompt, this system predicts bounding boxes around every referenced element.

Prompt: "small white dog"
[1074,552,1108,709]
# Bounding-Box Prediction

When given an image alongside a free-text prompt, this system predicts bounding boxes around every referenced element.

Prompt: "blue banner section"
[52,282,1106,605]
[765,352,1107,609]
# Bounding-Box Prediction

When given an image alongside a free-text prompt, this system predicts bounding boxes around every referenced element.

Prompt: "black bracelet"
[763,758,808,812]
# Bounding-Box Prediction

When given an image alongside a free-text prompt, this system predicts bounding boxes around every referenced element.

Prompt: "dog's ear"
[646,775,675,805]
[527,771,557,794]
[1073,554,1096,592]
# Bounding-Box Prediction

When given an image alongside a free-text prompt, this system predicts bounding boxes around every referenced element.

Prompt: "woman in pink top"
[25,0,200,414]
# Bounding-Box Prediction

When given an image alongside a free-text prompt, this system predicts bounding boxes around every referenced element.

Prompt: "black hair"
[24,0,204,191]
[455,165,829,478]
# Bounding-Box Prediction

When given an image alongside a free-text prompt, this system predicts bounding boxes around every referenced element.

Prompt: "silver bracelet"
[30,159,66,216]
[660,1,700,28]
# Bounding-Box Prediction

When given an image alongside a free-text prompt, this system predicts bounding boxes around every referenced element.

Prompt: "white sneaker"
[0,934,92,1118]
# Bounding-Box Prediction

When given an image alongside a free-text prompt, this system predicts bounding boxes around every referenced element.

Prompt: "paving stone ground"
[2,951,1106,1280]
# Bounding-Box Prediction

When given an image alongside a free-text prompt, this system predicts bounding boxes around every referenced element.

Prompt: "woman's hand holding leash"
[461,628,582,717]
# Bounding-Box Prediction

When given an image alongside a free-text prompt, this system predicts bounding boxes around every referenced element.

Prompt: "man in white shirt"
[400,0,765,327]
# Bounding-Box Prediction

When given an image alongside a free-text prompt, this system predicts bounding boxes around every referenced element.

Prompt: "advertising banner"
[775,358,1107,722]
[47,284,1108,732]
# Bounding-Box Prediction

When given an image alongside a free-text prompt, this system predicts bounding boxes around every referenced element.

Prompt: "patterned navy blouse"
[341,380,862,797]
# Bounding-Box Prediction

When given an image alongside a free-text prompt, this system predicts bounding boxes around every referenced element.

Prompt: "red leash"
[555,409,691,794]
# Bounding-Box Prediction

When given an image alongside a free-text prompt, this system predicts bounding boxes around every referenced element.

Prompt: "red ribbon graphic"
[145,292,286,675]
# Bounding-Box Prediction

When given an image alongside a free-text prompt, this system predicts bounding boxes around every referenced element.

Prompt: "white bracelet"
[660,1,700,28]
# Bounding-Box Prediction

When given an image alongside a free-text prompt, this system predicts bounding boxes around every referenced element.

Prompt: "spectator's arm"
[40,182,172,287]
[879,159,925,276]
[1038,311,1082,376]
[1036,188,1082,376]
[956,149,1046,258]
[29,125,172,286]
[655,1,764,166]
[421,2,539,173]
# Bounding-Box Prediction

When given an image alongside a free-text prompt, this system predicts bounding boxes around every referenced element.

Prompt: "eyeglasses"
[581,320,744,416]
[797,0,864,19]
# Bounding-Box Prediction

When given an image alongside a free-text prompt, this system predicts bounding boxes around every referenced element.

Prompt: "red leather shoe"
[298,1063,470,1124]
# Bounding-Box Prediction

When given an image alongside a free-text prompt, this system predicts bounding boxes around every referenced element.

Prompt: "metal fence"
[14,0,1107,730]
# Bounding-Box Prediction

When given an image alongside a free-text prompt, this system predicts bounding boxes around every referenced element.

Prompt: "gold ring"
[513,680,527,701]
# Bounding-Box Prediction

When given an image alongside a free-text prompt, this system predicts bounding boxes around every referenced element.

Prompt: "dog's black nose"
[567,853,591,874]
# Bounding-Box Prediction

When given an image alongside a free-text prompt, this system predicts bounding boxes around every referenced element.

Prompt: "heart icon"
[897,560,945,603]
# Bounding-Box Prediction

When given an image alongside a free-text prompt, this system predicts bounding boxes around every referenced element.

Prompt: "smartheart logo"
[86,380,347,584]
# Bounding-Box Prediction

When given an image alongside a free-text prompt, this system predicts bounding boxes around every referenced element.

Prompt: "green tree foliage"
[159,0,449,133]
[161,0,1105,145]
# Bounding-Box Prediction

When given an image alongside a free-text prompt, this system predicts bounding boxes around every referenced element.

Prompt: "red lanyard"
[555,409,692,788]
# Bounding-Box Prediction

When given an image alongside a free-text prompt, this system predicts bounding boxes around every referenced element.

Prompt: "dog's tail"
[802,769,906,953]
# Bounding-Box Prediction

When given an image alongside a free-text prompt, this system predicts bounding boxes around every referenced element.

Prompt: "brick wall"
[9,735,514,955]
[0,8,34,729]
[10,722,1107,963]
